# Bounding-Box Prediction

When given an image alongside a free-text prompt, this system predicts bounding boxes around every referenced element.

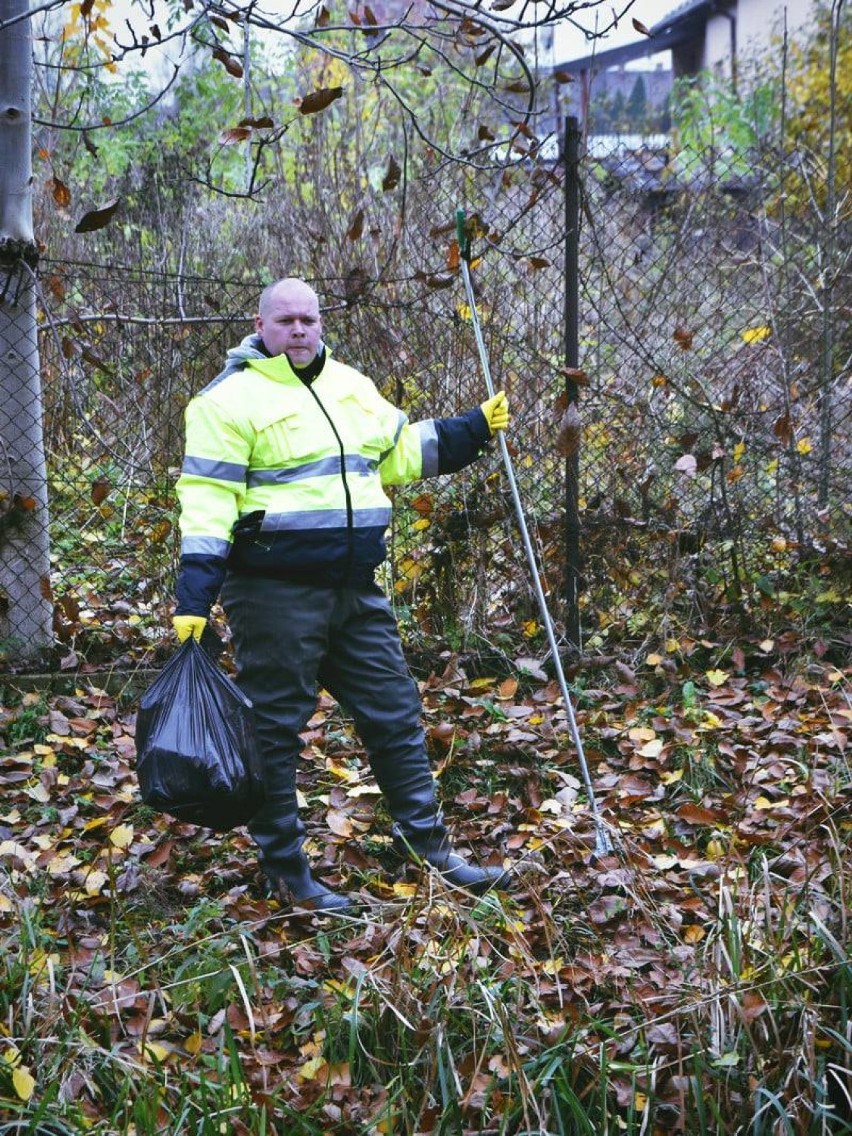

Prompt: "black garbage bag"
[134,638,265,830]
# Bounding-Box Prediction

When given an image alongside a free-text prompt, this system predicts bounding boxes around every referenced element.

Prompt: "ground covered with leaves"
[0,637,850,1135]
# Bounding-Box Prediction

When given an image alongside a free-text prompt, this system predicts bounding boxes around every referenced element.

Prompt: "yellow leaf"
[741,325,770,344]
[522,620,538,638]
[646,652,663,666]
[13,1064,36,1100]
[540,957,564,975]
[755,796,789,810]
[184,1031,203,1055]
[392,882,418,898]
[298,1055,327,1081]
[326,760,358,784]
[660,768,683,785]
[141,1041,171,1064]
[634,1091,648,1111]
[412,517,430,531]
[0,894,13,913]
[683,925,705,943]
[468,677,497,690]
[733,441,746,463]
[109,824,134,849]
[796,437,812,455]
[705,669,729,687]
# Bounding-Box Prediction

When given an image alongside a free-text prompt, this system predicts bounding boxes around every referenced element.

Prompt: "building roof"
[555,0,724,73]
[554,21,692,72]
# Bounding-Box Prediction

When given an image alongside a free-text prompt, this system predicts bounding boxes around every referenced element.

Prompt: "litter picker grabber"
[455,208,615,857]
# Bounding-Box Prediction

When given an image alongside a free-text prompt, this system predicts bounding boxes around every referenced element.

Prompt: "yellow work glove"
[172,615,207,643]
[481,390,510,435]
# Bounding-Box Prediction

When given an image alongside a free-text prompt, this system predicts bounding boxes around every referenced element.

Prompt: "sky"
[97,0,682,82]
[550,0,679,67]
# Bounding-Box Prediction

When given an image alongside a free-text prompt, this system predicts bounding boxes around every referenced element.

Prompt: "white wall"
[704,0,815,75]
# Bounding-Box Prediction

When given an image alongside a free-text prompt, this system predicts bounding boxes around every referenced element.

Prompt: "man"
[172,277,511,913]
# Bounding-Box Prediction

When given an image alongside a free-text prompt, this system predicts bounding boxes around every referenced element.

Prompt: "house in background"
[554,0,816,130]
[657,0,814,83]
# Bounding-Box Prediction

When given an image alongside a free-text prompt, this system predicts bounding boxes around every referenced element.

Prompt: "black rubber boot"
[250,772,354,914]
[266,856,355,914]
[391,821,512,896]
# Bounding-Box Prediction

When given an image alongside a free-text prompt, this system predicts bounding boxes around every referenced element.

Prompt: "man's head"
[256,278,323,367]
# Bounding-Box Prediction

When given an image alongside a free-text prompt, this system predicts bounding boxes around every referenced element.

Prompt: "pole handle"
[455,207,470,261]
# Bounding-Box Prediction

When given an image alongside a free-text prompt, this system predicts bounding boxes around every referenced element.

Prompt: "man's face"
[256,281,323,367]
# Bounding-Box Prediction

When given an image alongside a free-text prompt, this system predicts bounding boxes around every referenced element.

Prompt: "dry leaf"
[556,402,582,457]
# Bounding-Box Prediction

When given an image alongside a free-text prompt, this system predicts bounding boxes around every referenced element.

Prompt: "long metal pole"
[564,115,582,651]
[455,210,613,856]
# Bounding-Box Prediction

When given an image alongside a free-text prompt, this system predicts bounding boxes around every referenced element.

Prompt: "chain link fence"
[0,124,848,675]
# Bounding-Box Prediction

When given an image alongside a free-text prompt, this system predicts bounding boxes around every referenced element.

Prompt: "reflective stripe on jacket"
[175,349,491,615]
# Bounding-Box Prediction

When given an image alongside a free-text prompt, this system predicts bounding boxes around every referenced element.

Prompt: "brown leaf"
[553,69,576,84]
[411,494,433,517]
[478,124,496,141]
[422,272,455,289]
[676,802,726,826]
[238,116,274,130]
[632,17,652,35]
[212,45,243,78]
[475,45,495,66]
[74,198,122,233]
[315,5,330,27]
[46,275,66,302]
[52,178,71,208]
[327,810,354,837]
[560,366,590,385]
[91,476,111,506]
[556,402,582,458]
[347,209,364,241]
[297,87,343,115]
[382,155,401,192]
[220,127,251,145]
[773,413,793,446]
[673,327,694,351]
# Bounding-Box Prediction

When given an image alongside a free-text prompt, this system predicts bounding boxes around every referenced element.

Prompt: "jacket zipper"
[306,384,355,576]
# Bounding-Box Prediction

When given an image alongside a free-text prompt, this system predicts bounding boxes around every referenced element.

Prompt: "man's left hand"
[481,391,510,435]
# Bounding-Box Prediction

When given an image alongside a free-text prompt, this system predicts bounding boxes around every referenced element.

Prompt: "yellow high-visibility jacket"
[175,340,491,615]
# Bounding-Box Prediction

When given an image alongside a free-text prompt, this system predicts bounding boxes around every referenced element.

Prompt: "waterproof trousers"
[220,575,445,879]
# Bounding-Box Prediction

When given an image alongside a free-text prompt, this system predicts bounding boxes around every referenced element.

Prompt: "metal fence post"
[564,115,582,652]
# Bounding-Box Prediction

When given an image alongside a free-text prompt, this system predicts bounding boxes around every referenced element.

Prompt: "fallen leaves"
[0,650,848,1128]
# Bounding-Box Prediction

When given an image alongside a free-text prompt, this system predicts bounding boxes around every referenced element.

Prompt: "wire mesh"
[0,127,847,674]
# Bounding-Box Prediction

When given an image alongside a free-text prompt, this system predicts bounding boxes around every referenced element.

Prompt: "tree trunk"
[0,0,53,663]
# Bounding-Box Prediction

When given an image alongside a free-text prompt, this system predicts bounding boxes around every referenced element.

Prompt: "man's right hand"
[173,615,207,642]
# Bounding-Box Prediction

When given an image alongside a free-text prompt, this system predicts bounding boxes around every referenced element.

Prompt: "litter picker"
[455,208,614,857]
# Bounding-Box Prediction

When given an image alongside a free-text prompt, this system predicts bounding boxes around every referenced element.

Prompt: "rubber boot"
[265,855,355,914]
[391,819,511,895]
[250,785,355,915]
